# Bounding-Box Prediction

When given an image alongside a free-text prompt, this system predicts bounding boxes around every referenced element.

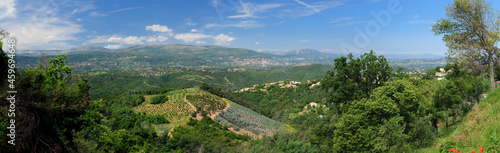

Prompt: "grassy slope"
[421,87,500,152]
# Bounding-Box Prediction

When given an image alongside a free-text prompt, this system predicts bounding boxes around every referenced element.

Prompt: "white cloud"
[90,35,167,44]
[146,37,157,43]
[89,35,146,45]
[190,29,198,32]
[108,7,144,14]
[255,42,259,45]
[174,33,212,43]
[77,18,82,21]
[0,0,16,20]
[90,11,106,17]
[146,24,172,33]
[105,44,122,49]
[280,1,344,18]
[294,0,319,12]
[172,33,235,45]
[0,1,97,49]
[214,34,235,45]
[67,1,96,14]
[413,14,420,19]
[2,17,83,49]
[205,20,265,28]
[228,2,284,18]
[108,36,145,44]
[156,35,168,42]
[89,6,144,17]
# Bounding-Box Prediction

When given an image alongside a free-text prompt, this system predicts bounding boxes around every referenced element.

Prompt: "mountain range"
[16,44,445,73]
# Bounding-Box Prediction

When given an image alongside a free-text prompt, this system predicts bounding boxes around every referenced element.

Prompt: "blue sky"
[1,0,499,55]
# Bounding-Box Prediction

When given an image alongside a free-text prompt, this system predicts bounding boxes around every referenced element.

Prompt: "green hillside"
[16,44,446,73]
[83,64,334,99]
[423,87,500,152]
[132,88,292,137]
[215,100,294,138]
[115,44,271,58]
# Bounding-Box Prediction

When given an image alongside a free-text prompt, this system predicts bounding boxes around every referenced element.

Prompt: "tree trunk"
[490,54,496,89]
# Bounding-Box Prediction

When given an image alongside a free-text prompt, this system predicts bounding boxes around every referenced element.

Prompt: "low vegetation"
[424,87,500,152]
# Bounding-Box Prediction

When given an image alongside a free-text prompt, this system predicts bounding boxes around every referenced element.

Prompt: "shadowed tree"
[432,0,500,89]
[0,30,10,88]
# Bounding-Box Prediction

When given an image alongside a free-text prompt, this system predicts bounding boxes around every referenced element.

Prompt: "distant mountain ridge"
[112,44,273,58]
[16,44,446,73]
[283,48,339,58]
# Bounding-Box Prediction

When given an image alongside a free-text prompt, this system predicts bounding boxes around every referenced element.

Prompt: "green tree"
[150,94,168,104]
[331,79,433,152]
[432,0,500,89]
[322,50,392,112]
[433,80,463,128]
[0,30,10,89]
[5,55,93,152]
[0,41,8,89]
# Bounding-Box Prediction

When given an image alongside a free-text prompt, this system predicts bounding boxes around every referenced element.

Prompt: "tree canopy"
[322,50,392,112]
[432,0,500,89]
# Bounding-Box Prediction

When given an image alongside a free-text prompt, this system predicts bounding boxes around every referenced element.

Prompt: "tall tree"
[432,0,500,89]
[322,50,392,112]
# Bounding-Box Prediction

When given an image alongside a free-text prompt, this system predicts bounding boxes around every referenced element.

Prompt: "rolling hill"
[82,64,334,99]
[16,44,447,73]
[283,48,338,58]
[132,88,292,138]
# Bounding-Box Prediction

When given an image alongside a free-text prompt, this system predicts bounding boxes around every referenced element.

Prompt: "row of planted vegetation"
[214,100,293,137]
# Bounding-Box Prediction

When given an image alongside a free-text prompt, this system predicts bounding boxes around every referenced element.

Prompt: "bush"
[143,114,170,124]
[150,94,168,104]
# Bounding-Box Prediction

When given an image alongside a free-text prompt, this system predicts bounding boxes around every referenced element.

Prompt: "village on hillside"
[238,80,321,92]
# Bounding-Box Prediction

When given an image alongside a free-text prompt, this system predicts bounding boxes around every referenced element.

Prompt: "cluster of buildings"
[239,80,324,92]
[304,102,328,109]
[435,68,453,80]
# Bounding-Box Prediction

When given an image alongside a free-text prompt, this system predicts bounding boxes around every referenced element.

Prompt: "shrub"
[150,94,168,104]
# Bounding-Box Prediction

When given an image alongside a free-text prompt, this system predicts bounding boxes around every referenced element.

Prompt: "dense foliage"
[322,50,392,113]
[214,100,292,136]
[0,55,91,152]
[149,94,168,104]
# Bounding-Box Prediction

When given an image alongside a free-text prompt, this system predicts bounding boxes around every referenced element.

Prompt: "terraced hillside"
[132,88,292,137]
[215,100,294,138]
[132,88,199,134]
